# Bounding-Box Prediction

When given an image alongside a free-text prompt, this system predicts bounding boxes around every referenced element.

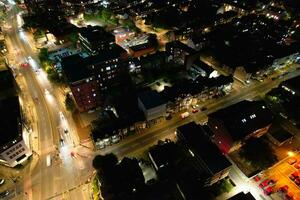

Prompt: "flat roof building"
[177,122,232,185]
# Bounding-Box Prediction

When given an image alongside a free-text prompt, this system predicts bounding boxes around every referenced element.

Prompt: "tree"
[68,32,79,47]
[240,138,277,169]
[65,94,76,112]
[92,154,118,185]
[38,48,49,63]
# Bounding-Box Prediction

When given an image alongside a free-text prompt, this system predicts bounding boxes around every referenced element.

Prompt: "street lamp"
[288,151,295,157]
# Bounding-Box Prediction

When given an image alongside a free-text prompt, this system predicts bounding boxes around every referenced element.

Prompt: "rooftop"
[208,100,273,141]
[79,25,114,43]
[129,42,154,52]
[0,96,22,147]
[177,122,232,174]
[61,54,92,83]
[138,90,166,110]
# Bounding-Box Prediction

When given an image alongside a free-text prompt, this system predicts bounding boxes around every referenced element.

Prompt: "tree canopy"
[240,138,277,169]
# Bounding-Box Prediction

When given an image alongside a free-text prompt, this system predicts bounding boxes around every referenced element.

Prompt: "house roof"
[138,90,166,110]
[208,101,273,141]
[177,122,232,175]
[0,96,22,147]
[61,54,92,83]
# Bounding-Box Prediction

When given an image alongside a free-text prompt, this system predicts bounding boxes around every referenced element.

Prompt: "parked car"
[259,179,276,188]
[295,178,300,186]
[279,185,289,193]
[289,171,299,181]
[253,175,261,182]
[264,186,273,195]
[285,192,294,200]
[294,162,300,169]
[288,158,297,165]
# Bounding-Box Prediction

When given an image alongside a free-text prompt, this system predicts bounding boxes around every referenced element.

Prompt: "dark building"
[166,41,200,70]
[228,192,256,200]
[177,122,232,186]
[0,61,18,100]
[138,90,167,121]
[0,96,32,167]
[78,26,115,55]
[24,0,62,14]
[128,42,156,58]
[62,45,128,112]
[208,100,273,153]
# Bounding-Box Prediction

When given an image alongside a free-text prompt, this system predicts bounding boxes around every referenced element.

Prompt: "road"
[4,4,93,200]
[3,2,300,200]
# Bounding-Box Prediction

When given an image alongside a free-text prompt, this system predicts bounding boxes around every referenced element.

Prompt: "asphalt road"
[4,5,93,200]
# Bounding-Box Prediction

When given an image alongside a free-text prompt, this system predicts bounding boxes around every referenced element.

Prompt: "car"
[253,175,261,182]
[44,89,50,96]
[201,107,207,111]
[295,178,300,186]
[0,190,9,198]
[279,185,289,193]
[264,186,273,195]
[0,179,4,185]
[64,129,68,134]
[59,111,65,121]
[288,158,297,165]
[289,171,299,181]
[192,109,199,113]
[259,179,271,188]
[294,162,300,169]
[259,179,276,188]
[286,192,294,200]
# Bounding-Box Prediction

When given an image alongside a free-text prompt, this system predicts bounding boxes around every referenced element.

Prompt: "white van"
[46,155,51,167]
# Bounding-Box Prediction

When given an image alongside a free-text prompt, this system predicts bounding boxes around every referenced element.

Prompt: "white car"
[44,89,50,95]
[0,179,4,185]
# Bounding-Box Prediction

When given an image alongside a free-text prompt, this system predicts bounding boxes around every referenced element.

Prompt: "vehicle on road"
[201,107,207,111]
[64,128,68,134]
[44,89,50,96]
[46,155,51,167]
[0,179,4,185]
[259,179,276,188]
[192,109,199,113]
[59,111,65,121]
[180,112,190,119]
[0,190,9,198]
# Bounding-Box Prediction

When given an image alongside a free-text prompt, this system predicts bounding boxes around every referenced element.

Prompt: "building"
[208,100,273,153]
[61,54,99,112]
[138,90,167,121]
[228,192,255,200]
[176,122,232,186]
[0,96,32,167]
[78,26,115,55]
[281,75,300,96]
[0,60,18,100]
[128,42,156,58]
[62,45,128,112]
[24,0,62,14]
[165,41,200,70]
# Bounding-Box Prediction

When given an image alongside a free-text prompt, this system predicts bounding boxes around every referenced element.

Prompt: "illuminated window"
[242,119,247,123]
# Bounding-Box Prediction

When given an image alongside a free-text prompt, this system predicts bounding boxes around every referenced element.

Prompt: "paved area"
[256,152,300,200]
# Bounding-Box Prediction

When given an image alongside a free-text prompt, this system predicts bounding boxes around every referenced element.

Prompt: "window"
[77,88,80,92]
[93,93,96,97]
[106,67,111,71]
[250,114,256,119]
[10,156,13,159]
[242,119,247,123]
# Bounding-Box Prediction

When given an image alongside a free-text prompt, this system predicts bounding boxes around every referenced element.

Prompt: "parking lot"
[254,152,300,199]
